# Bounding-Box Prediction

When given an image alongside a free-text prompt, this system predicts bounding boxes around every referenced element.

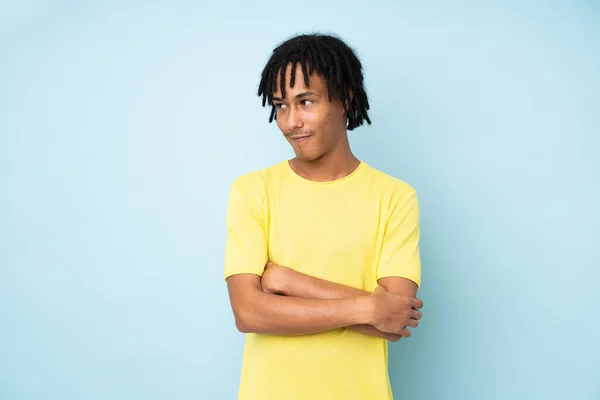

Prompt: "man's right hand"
[369,285,423,337]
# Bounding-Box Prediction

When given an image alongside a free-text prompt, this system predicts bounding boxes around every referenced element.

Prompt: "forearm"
[263,264,402,341]
[229,276,373,335]
[269,266,370,299]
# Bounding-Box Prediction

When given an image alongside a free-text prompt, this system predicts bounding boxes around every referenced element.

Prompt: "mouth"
[289,135,312,143]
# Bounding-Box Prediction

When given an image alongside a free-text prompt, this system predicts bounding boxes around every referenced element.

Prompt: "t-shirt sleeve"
[376,189,422,288]
[223,182,268,280]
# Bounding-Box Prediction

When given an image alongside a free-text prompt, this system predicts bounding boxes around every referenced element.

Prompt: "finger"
[406,318,419,328]
[411,298,423,309]
[401,328,411,337]
[410,309,422,320]
[388,334,401,342]
[386,332,401,342]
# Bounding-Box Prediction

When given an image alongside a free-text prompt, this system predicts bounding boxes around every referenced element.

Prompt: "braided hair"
[257,33,372,131]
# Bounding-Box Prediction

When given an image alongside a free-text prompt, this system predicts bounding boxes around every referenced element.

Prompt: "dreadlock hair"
[257,33,371,131]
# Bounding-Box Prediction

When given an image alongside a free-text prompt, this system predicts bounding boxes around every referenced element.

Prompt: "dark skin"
[225,62,423,339]
[269,63,422,338]
[261,261,421,341]
[272,62,360,182]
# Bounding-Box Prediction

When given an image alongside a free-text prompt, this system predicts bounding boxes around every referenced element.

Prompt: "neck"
[289,136,360,182]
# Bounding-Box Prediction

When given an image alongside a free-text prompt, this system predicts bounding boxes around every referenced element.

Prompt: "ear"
[342,87,353,115]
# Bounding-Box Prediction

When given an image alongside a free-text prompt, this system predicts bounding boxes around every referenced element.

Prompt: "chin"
[295,152,323,162]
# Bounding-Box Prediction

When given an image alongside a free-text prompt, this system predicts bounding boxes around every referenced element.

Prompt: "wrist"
[355,295,375,325]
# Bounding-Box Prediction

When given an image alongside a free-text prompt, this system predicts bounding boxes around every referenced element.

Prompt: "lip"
[289,135,312,142]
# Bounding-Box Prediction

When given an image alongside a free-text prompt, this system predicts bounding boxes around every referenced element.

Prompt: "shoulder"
[229,160,286,197]
[362,164,420,220]
[362,163,417,199]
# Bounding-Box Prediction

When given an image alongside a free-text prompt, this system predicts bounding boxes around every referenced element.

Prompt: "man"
[224,33,423,400]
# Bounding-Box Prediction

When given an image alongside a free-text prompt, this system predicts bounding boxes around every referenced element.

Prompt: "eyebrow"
[272,92,317,102]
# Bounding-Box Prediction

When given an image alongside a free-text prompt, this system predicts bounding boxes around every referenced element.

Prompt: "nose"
[286,106,303,130]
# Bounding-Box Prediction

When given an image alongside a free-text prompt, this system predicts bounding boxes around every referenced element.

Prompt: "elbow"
[235,315,250,333]
[226,276,266,334]
[235,321,247,333]
[233,308,255,333]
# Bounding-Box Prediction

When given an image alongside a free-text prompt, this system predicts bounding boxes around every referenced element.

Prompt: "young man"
[224,33,423,400]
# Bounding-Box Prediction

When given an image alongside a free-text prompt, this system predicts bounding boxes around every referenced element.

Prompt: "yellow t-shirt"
[224,160,421,400]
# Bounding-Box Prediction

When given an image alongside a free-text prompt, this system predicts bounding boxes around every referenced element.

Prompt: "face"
[272,63,348,162]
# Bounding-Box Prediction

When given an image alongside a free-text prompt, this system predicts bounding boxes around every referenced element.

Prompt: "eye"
[274,103,286,109]
[301,100,313,106]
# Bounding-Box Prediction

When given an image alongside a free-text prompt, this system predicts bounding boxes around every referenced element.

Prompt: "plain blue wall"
[1,1,599,399]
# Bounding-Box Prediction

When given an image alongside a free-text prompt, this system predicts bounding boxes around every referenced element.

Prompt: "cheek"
[275,113,287,132]
[318,111,337,134]
[308,109,329,129]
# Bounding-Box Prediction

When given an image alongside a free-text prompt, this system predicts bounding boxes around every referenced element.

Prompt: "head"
[257,33,371,162]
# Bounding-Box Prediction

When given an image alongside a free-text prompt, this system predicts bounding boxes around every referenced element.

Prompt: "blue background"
[1,1,599,399]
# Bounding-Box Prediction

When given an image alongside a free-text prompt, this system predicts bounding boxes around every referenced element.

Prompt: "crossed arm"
[260,261,419,341]
[226,261,421,341]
